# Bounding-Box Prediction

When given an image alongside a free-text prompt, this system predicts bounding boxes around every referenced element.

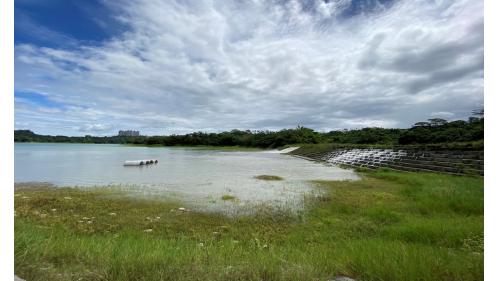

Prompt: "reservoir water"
[15,143,359,213]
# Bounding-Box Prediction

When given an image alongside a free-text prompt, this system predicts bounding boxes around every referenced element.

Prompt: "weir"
[290,148,483,176]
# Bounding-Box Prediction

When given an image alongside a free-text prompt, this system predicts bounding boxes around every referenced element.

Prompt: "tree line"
[14,113,483,148]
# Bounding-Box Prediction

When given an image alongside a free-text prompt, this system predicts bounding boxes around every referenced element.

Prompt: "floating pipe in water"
[123,160,143,166]
[123,159,158,166]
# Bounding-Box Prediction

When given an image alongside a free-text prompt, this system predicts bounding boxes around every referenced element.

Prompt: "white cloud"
[315,0,352,18]
[14,0,484,136]
[78,123,114,133]
[430,111,455,118]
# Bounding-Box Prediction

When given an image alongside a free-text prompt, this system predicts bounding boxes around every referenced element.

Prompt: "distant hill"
[14,130,135,144]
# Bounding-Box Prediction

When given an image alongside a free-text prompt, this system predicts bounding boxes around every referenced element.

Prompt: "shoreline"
[15,142,268,151]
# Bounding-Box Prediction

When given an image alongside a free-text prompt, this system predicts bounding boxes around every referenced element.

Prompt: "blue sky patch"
[15,91,65,109]
[341,0,396,17]
[15,0,124,48]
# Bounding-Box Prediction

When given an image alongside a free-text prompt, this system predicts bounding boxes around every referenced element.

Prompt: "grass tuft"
[254,175,284,181]
[221,195,237,201]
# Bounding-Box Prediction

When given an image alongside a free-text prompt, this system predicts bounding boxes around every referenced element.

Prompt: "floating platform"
[123,159,158,166]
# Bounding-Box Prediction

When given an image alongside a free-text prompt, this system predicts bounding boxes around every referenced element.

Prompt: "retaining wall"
[290,148,483,176]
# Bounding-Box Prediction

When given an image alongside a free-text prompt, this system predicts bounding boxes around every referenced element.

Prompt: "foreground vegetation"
[15,113,483,149]
[15,170,483,281]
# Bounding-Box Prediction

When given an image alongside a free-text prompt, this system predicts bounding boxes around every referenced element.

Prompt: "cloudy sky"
[14,0,483,136]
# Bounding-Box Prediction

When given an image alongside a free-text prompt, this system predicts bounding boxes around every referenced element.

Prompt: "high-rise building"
[118,130,140,136]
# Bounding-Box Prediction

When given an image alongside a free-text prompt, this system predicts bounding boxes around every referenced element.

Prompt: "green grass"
[254,175,284,181]
[221,195,237,201]
[15,170,483,281]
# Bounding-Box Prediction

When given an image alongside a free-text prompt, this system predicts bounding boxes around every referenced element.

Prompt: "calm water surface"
[15,143,359,213]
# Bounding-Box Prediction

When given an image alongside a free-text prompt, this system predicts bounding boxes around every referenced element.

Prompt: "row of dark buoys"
[141,159,158,165]
[123,159,159,166]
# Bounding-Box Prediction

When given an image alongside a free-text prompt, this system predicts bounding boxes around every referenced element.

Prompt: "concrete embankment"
[290,148,483,176]
[264,147,300,154]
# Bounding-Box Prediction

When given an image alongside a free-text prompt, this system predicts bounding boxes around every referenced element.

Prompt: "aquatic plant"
[254,175,284,181]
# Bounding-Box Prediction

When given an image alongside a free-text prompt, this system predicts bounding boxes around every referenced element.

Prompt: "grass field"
[14,170,483,281]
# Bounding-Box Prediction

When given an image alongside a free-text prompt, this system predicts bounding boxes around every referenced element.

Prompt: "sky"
[14,0,484,136]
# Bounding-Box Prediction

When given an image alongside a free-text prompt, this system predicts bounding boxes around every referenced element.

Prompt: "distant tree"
[14,112,484,147]
[427,118,448,127]
[469,108,484,123]
[472,108,484,117]
[413,122,430,127]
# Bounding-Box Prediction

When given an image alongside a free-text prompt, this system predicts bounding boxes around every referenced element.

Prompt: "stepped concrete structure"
[291,148,483,176]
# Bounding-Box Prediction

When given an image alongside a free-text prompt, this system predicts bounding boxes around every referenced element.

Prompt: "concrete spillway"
[265,147,301,154]
[290,148,483,176]
[278,147,300,153]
